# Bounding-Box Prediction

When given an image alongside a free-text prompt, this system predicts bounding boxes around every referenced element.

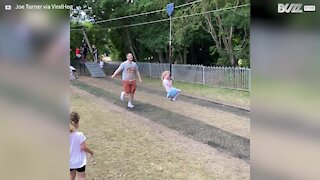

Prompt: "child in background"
[75,47,81,59]
[70,66,78,80]
[99,60,104,69]
[161,70,181,102]
[70,112,93,180]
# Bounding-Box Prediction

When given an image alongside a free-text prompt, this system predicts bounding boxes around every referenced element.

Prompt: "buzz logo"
[278,3,303,13]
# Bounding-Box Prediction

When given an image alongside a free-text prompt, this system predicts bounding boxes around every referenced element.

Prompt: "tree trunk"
[203,11,221,47]
[165,51,169,63]
[183,46,187,64]
[178,52,183,64]
[216,13,235,66]
[158,51,164,63]
[132,41,139,61]
[190,44,195,64]
[124,28,138,62]
[201,3,239,66]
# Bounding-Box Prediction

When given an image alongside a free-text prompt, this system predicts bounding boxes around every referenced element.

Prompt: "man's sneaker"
[128,102,134,108]
[120,92,125,101]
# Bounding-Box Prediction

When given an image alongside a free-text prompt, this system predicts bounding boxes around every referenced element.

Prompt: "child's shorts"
[167,88,180,98]
[70,165,86,172]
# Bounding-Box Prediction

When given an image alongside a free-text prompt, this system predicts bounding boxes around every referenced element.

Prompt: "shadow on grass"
[71,80,250,162]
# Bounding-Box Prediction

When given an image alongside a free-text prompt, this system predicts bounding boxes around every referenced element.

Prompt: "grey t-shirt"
[119,61,139,81]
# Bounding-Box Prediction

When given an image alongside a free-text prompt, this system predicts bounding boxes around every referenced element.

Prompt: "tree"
[70,0,250,67]
[194,0,250,66]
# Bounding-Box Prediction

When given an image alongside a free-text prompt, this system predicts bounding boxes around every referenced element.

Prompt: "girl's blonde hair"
[161,70,170,80]
[70,111,80,133]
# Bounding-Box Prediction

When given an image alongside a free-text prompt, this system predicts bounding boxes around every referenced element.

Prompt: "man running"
[111,53,142,108]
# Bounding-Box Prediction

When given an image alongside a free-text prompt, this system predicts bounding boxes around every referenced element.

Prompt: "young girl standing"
[161,70,181,101]
[70,112,93,180]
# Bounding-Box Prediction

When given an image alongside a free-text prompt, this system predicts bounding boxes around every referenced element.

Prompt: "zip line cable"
[112,18,169,29]
[70,4,250,31]
[94,0,203,24]
[113,4,250,29]
[172,4,250,20]
[173,0,203,8]
[94,8,164,24]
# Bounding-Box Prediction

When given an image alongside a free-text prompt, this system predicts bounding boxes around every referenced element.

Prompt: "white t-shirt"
[162,79,173,92]
[70,131,87,169]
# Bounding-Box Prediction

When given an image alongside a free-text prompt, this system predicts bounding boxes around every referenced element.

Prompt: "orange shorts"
[122,80,136,94]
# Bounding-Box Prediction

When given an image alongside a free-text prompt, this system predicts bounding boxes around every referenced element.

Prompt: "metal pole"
[82,28,95,62]
[169,16,172,78]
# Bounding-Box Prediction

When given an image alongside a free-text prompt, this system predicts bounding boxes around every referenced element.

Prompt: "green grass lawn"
[70,93,219,179]
[141,76,250,109]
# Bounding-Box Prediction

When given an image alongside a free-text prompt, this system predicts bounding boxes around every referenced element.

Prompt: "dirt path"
[72,79,250,161]
[70,86,250,179]
[79,76,250,139]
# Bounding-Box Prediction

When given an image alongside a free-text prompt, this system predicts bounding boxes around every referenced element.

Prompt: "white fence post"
[202,65,205,85]
[248,68,251,92]
[171,64,174,80]
[149,62,151,77]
